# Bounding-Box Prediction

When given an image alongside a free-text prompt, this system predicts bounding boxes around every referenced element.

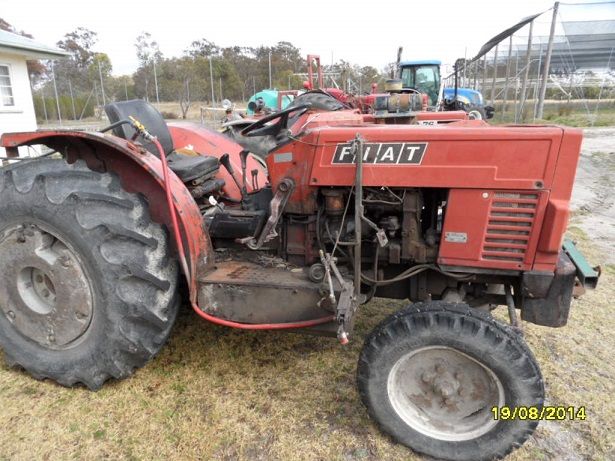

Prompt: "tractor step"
[197,261,335,325]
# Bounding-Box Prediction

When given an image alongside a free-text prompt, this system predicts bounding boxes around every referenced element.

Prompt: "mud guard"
[1,130,213,302]
[521,251,576,327]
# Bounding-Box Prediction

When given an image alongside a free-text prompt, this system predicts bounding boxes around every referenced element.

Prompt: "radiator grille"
[482,192,538,263]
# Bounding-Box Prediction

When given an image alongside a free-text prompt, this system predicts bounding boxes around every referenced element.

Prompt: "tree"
[186,39,220,58]
[87,53,112,82]
[57,27,98,70]
[135,32,162,101]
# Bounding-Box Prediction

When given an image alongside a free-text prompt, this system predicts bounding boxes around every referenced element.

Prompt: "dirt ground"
[570,127,615,264]
[0,128,614,461]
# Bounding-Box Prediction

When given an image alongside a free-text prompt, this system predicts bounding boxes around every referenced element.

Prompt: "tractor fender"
[1,130,213,299]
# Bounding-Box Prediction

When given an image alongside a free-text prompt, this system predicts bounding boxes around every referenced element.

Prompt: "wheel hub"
[388,346,504,442]
[0,224,93,348]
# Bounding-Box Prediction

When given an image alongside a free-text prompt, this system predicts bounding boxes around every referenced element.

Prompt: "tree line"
[1,19,385,121]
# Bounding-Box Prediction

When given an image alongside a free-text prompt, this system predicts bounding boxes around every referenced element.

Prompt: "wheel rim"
[387,345,504,442]
[0,223,94,349]
[468,110,483,120]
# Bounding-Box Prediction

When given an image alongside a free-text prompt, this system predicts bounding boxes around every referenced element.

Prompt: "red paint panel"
[167,122,268,201]
[534,128,582,268]
[439,189,549,271]
[308,124,563,189]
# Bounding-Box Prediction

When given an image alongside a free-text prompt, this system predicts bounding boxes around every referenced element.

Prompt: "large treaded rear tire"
[357,302,544,461]
[0,159,179,390]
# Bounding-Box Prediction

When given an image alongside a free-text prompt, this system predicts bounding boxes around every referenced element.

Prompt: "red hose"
[153,138,336,330]
[192,308,335,330]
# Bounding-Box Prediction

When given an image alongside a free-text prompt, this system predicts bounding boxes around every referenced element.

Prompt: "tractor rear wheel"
[0,159,179,389]
[357,301,544,461]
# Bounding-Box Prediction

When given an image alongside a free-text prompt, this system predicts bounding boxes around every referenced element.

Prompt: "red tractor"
[0,97,598,461]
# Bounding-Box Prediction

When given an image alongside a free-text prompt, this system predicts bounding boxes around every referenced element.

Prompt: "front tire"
[0,159,179,389]
[357,302,544,461]
[466,105,486,120]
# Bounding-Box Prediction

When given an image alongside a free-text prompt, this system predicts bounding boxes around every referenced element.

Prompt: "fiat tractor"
[0,95,599,461]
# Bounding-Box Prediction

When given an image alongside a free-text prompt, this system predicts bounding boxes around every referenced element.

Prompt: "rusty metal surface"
[0,224,93,348]
[198,261,333,323]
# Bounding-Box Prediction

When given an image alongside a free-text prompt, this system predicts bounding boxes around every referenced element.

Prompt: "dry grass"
[1,225,613,460]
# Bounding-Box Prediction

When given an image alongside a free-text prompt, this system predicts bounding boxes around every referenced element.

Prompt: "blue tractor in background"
[398,59,494,120]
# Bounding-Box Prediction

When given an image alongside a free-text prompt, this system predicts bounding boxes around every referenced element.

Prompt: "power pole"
[537,1,560,119]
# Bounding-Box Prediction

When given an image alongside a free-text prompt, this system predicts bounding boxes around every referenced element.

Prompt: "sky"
[1,0,612,76]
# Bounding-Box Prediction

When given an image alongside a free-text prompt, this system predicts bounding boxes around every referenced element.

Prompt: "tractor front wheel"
[0,159,179,389]
[466,105,486,120]
[357,302,544,461]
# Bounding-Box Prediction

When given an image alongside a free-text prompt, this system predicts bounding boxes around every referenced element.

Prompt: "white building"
[0,29,68,157]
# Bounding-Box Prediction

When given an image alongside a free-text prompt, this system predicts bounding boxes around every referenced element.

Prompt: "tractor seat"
[103,99,220,183]
[166,152,219,182]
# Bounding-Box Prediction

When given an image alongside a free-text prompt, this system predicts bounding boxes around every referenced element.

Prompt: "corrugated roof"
[0,29,69,59]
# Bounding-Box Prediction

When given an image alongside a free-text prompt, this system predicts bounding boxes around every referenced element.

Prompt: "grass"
[1,223,614,460]
[3,114,615,459]
[491,101,615,127]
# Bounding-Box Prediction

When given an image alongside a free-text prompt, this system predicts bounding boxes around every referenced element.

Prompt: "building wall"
[0,52,37,157]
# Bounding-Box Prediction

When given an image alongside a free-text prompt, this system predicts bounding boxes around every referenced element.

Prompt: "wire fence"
[443,1,615,124]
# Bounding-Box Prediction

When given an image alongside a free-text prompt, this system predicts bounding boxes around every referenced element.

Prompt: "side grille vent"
[482,192,538,263]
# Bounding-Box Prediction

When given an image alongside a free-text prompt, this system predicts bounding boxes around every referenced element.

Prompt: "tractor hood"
[443,87,483,106]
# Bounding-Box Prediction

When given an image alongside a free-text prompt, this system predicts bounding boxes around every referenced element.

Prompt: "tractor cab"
[399,59,494,119]
[399,60,442,106]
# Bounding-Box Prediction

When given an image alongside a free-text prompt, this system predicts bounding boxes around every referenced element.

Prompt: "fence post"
[209,56,215,107]
[153,59,160,105]
[518,19,534,123]
[482,55,487,94]
[533,44,543,121]
[502,35,513,119]
[68,79,76,120]
[490,44,499,104]
[51,61,62,125]
[537,1,560,119]
[41,86,48,124]
[98,60,106,106]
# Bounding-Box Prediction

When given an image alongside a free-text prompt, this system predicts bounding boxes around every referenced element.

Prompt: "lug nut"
[47,334,55,343]
[7,311,15,321]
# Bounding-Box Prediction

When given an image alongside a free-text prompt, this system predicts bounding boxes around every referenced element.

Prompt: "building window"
[0,64,15,107]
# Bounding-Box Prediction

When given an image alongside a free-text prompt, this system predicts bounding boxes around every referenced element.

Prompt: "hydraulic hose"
[152,137,335,330]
